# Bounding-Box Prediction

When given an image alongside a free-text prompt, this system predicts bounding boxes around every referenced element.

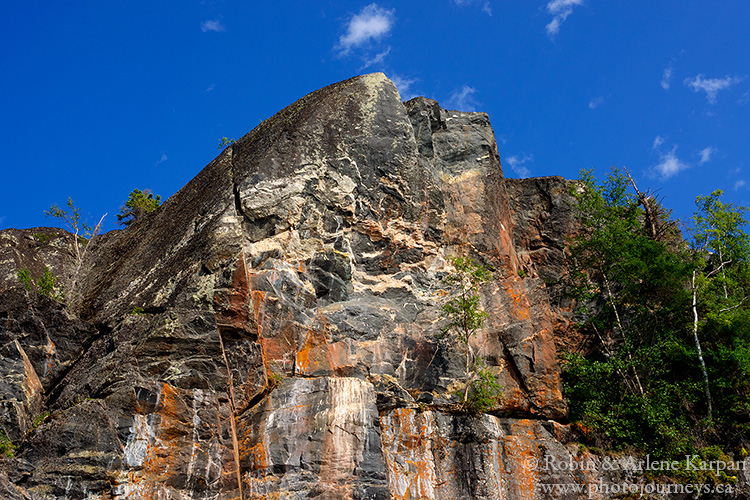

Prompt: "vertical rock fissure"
[216,246,247,498]
[217,327,243,498]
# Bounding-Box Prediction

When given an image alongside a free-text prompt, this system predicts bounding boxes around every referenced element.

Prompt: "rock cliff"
[0,74,687,499]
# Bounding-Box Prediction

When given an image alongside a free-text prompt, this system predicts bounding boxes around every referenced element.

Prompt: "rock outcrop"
[2,74,741,499]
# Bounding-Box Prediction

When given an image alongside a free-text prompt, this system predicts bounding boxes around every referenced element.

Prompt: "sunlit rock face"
[0,73,620,499]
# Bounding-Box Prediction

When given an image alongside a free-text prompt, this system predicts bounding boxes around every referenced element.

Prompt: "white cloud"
[699,146,714,163]
[653,147,689,180]
[0,216,5,225]
[734,180,746,191]
[388,74,417,100]
[588,97,604,109]
[155,153,168,166]
[661,65,673,90]
[201,18,226,32]
[545,0,583,38]
[452,0,492,15]
[205,83,216,92]
[652,135,665,150]
[338,4,395,56]
[505,154,533,178]
[447,85,479,111]
[361,47,391,69]
[684,74,744,104]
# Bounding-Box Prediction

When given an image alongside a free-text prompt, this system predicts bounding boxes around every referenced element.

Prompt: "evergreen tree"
[117,189,161,226]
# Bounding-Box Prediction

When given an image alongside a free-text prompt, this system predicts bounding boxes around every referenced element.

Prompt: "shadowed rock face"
[0,73,670,499]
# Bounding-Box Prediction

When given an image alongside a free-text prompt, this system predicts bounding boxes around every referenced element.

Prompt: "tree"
[563,169,750,460]
[117,189,161,226]
[44,197,106,303]
[690,190,750,421]
[44,197,92,263]
[441,256,501,412]
[563,168,695,456]
[218,137,236,149]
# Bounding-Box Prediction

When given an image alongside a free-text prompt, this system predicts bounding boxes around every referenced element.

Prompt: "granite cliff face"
[0,74,654,499]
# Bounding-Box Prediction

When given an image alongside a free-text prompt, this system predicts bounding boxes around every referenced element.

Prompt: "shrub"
[17,267,64,302]
[0,430,15,458]
[464,361,503,414]
[30,411,50,433]
[33,233,55,246]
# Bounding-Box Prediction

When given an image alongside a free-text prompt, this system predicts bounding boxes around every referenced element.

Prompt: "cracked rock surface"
[0,73,694,499]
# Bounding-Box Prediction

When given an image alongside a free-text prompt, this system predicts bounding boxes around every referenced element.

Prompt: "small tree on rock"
[117,189,161,226]
[44,197,92,263]
[43,197,106,303]
[441,256,501,412]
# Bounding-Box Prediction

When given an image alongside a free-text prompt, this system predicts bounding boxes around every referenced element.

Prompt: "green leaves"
[17,267,64,302]
[0,430,16,458]
[440,256,490,343]
[117,189,161,226]
[44,197,92,237]
[563,168,701,457]
[693,190,750,259]
[565,168,750,461]
[440,256,501,411]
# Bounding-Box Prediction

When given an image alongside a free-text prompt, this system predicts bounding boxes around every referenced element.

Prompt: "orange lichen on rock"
[502,278,532,321]
[381,408,438,499]
[499,419,539,500]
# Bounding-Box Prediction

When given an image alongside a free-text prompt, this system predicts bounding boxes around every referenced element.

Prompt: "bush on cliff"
[18,266,65,302]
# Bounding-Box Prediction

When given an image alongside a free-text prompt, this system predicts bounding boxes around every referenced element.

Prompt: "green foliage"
[441,256,491,343]
[693,190,750,260]
[117,189,161,226]
[30,411,50,433]
[0,430,16,458]
[562,352,696,457]
[33,232,55,246]
[17,268,33,292]
[441,256,501,412]
[690,194,750,437]
[36,267,57,297]
[44,197,92,238]
[131,306,145,315]
[563,168,750,464]
[218,137,237,149]
[17,267,64,302]
[268,372,283,388]
[464,361,503,414]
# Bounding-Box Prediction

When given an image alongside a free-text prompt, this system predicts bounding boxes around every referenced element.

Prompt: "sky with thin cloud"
[1,1,749,232]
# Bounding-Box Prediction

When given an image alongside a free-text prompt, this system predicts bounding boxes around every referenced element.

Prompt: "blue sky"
[2,1,749,234]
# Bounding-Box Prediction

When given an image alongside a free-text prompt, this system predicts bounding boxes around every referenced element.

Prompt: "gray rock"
[1,73,731,499]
